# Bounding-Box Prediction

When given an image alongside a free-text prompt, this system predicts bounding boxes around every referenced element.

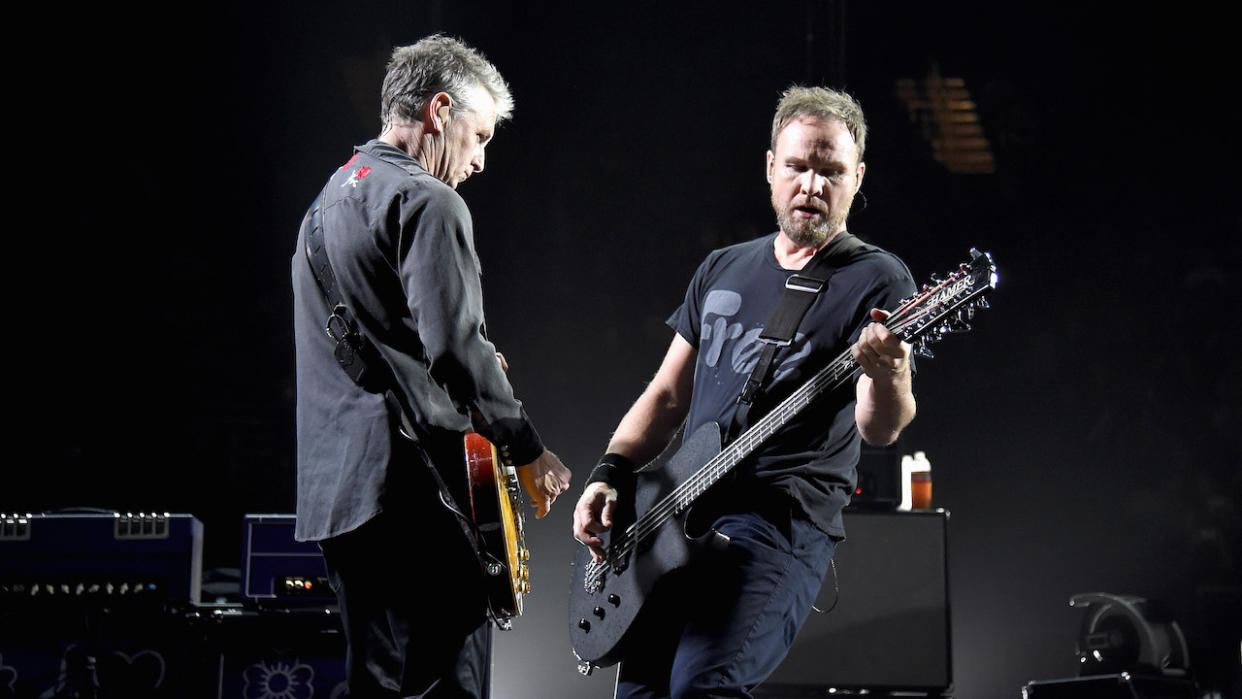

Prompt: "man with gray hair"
[293,34,570,697]
[573,86,916,697]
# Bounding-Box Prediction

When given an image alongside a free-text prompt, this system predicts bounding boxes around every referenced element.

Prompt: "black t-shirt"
[667,232,916,538]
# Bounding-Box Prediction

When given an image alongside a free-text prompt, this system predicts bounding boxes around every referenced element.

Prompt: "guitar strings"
[587,270,972,586]
[606,354,855,558]
[630,300,938,537]
[588,303,940,586]
[587,356,853,587]
[588,297,945,585]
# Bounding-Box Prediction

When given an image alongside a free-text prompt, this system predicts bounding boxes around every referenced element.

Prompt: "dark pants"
[615,508,835,699]
[321,506,492,698]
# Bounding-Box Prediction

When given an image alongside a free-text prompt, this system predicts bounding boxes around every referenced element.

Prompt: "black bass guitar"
[568,248,997,674]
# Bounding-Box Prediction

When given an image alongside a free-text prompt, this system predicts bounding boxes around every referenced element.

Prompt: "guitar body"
[464,432,529,627]
[568,421,728,667]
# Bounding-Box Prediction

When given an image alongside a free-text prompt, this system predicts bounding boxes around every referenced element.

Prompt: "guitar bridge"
[573,649,596,676]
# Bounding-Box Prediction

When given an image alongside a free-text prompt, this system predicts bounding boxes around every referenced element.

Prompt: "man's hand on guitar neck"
[573,482,619,562]
[517,450,572,519]
[852,308,917,447]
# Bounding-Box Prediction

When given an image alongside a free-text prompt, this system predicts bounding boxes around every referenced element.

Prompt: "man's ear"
[765,150,774,184]
[424,91,453,134]
[855,161,866,193]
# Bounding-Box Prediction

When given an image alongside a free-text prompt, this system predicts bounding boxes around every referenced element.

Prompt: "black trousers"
[321,505,492,698]
[614,508,834,699]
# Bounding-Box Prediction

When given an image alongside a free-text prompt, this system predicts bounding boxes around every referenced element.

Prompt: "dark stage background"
[10,2,1240,697]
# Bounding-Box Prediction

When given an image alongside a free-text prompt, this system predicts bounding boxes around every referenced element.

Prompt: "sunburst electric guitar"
[568,248,998,674]
[464,432,531,629]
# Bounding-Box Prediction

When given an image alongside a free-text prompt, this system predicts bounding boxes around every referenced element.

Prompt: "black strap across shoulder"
[728,232,872,442]
[304,188,386,389]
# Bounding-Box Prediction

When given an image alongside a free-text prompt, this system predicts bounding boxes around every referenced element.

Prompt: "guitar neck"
[623,248,996,541]
[668,349,858,512]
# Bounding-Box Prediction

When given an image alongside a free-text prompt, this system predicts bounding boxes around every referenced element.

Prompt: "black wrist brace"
[586,452,637,493]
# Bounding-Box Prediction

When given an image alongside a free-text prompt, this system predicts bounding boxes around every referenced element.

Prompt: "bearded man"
[572,86,917,699]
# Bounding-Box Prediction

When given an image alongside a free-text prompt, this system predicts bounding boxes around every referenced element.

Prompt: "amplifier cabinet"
[242,514,334,606]
[759,510,951,696]
[0,606,346,699]
[0,512,203,607]
[0,603,203,699]
[196,607,347,699]
[852,444,902,509]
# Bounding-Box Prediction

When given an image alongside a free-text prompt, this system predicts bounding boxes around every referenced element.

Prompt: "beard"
[774,195,852,248]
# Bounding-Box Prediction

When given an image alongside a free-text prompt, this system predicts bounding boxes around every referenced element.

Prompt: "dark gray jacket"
[292,140,543,542]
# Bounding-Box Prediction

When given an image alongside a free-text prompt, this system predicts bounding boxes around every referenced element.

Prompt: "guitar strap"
[728,232,871,443]
[302,187,504,584]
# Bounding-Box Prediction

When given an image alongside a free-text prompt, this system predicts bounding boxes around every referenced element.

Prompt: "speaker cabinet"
[758,510,951,696]
[200,608,346,699]
[0,604,203,699]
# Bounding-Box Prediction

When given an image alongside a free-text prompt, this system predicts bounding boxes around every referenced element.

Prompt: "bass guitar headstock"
[888,248,997,358]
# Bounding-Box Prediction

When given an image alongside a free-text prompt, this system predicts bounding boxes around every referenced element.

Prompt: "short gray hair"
[380,34,514,128]
[770,86,866,161]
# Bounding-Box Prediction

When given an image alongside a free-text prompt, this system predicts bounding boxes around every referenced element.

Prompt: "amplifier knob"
[577,618,591,632]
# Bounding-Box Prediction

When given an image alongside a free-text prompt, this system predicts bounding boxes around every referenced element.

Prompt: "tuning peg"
[915,343,936,359]
[976,297,990,310]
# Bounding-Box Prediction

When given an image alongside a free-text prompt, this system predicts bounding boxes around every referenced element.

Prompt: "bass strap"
[302,188,504,581]
[728,232,871,443]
